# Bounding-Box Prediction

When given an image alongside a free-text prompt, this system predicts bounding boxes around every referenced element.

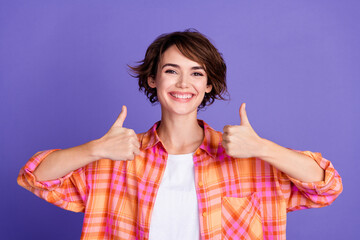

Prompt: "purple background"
[1,1,358,239]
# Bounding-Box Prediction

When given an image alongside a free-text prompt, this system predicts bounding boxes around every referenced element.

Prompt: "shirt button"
[198,181,203,187]
[202,211,207,217]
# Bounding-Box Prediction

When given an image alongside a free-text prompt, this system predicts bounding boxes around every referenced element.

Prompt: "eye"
[192,72,204,77]
[165,69,177,74]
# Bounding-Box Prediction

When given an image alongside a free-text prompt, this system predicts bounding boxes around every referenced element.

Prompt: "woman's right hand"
[92,105,141,161]
[33,105,139,181]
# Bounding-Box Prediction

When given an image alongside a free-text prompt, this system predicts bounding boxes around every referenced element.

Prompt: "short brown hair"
[129,29,228,110]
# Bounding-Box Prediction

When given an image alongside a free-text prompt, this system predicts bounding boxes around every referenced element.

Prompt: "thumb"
[239,103,250,126]
[112,105,127,128]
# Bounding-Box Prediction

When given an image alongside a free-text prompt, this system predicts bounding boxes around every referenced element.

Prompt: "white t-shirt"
[148,152,200,240]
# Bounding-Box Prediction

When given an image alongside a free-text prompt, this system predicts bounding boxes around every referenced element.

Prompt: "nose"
[176,74,189,88]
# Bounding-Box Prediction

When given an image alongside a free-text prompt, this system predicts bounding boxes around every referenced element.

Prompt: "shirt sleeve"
[17,149,87,213]
[273,150,343,212]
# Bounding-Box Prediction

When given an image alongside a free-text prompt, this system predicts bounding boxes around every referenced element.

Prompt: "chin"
[161,104,199,116]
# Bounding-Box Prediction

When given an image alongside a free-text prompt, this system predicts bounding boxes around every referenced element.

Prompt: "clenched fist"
[222,103,265,159]
[93,105,141,161]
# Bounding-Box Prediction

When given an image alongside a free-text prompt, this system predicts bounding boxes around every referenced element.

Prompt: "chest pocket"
[221,193,263,240]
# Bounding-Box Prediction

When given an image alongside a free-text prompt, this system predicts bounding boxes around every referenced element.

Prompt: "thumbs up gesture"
[222,103,265,159]
[93,105,141,161]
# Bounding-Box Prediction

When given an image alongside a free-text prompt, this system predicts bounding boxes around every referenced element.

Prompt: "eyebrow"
[161,63,205,70]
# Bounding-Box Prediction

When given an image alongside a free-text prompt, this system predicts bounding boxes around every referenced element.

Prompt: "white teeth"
[171,93,193,99]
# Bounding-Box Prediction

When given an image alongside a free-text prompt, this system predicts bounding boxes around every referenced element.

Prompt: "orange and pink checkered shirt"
[17,120,342,239]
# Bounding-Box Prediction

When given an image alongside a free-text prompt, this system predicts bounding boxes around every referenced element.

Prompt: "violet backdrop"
[1,1,358,239]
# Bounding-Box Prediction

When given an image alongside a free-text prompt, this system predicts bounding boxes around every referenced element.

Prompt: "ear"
[147,76,156,88]
[205,84,212,93]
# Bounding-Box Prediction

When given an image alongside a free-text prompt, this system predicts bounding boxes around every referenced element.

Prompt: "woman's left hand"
[222,103,266,159]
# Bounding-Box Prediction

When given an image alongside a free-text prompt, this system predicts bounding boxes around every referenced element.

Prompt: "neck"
[157,110,204,155]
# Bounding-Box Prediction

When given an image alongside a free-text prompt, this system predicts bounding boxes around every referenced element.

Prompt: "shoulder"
[202,121,224,146]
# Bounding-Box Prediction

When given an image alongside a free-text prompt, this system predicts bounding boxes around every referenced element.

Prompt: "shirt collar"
[140,119,220,158]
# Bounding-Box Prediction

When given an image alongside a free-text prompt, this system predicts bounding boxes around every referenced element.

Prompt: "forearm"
[33,140,100,181]
[258,139,325,183]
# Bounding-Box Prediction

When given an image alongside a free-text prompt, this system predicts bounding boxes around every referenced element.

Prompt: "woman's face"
[148,45,212,116]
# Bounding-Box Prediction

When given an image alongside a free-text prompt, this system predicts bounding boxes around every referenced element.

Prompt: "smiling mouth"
[169,92,194,99]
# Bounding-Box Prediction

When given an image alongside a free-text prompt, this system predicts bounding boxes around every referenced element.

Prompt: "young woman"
[18,30,342,240]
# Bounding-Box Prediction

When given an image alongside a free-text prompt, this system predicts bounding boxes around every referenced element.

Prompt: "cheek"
[155,80,172,102]
[196,82,210,94]
[156,75,175,89]
[153,81,166,94]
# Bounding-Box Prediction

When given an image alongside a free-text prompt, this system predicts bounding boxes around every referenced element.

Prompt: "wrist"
[256,138,277,162]
[84,139,103,162]
[257,138,293,166]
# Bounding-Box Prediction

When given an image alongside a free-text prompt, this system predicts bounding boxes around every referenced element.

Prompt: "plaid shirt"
[17,120,342,239]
